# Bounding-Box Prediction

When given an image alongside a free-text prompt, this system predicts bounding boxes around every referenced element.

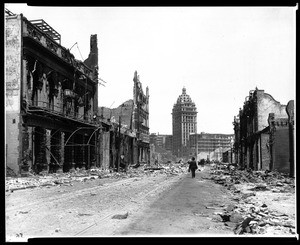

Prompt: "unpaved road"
[116,170,234,236]
[7,165,295,241]
[6,167,235,241]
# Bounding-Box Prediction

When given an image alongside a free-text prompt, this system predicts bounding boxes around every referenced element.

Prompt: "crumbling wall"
[257,92,287,131]
[5,15,22,175]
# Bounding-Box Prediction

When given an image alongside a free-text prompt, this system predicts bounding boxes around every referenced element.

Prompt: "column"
[20,124,30,176]
[45,129,51,172]
[59,132,64,173]
[35,127,48,173]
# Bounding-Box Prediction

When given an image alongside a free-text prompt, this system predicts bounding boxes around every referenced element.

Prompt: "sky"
[5,4,296,135]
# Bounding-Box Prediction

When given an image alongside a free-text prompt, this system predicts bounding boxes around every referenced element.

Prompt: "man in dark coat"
[188,157,198,178]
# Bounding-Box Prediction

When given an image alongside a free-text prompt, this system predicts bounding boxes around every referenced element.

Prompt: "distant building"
[189,133,234,161]
[165,135,173,151]
[149,133,172,151]
[149,133,157,145]
[172,87,197,158]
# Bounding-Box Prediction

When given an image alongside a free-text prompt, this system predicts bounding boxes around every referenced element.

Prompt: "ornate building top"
[176,87,194,104]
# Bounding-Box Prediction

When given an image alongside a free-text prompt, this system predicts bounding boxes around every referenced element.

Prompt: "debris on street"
[208,163,295,235]
[5,162,188,192]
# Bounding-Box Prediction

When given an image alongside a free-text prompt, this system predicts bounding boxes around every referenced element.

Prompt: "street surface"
[5,164,296,241]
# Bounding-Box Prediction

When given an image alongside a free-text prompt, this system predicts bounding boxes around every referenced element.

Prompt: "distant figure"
[188,157,198,178]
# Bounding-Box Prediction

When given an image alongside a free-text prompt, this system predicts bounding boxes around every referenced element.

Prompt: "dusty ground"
[5,164,297,241]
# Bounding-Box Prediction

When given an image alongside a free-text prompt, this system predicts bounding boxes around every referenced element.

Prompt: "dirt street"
[5,165,296,241]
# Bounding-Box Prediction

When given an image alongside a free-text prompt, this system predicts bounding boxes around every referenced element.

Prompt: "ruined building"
[5,12,101,175]
[172,87,197,158]
[133,71,150,164]
[233,88,294,176]
[98,71,150,169]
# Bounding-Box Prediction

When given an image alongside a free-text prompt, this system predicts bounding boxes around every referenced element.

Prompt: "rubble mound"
[5,162,188,192]
[208,163,295,235]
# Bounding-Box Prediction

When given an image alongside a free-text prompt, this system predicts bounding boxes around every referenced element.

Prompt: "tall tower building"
[172,87,197,158]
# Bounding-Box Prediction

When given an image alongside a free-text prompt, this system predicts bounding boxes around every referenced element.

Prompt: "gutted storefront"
[6,12,99,175]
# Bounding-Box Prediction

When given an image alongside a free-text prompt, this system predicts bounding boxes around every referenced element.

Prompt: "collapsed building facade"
[233,88,294,177]
[5,11,150,176]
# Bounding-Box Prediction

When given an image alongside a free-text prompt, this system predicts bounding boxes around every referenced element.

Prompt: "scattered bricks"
[260,206,269,213]
[253,216,262,222]
[269,211,288,217]
[111,212,128,219]
[241,192,256,199]
[234,217,254,234]
[252,183,268,191]
[257,212,268,217]
[230,212,244,223]
[282,220,295,228]
[54,180,63,185]
[258,220,267,227]
[218,213,231,222]
[226,204,236,212]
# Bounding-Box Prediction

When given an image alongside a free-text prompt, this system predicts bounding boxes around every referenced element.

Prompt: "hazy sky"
[5,4,296,135]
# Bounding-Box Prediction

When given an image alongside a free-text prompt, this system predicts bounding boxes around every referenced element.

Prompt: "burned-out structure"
[99,99,136,171]
[132,71,150,164]
[5,11,102,176]
[233,88,294,176]
[98,71,150,169]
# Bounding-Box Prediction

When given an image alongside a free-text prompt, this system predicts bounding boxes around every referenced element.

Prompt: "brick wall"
[260,133,270,171]
[273,127,290,173]
[257,92,287,131]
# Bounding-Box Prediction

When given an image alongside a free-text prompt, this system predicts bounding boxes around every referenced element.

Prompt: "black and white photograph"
[4,3,297,241]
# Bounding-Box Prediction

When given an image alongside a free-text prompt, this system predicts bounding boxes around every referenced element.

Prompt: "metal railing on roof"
[30,19,61,44]
[5,8,15,16]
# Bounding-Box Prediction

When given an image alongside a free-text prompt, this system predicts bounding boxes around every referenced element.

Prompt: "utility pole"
[195,118,198,161]
[196,133,198,161]
[117,111,121,172]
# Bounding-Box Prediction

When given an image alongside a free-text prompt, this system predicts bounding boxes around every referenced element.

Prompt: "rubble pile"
[209,164,295,193]
[208,163,295,235]
[5,162,188,192]
[212,201,296,235]
[156,162,187,176]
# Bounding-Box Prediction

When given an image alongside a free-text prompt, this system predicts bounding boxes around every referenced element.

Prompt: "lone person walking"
[188,157,198,178]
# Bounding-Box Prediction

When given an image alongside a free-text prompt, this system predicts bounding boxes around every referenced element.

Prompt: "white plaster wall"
[5,15,22,174]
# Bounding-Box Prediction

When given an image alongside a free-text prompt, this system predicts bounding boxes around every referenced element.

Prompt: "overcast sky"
[5,4,296,135]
